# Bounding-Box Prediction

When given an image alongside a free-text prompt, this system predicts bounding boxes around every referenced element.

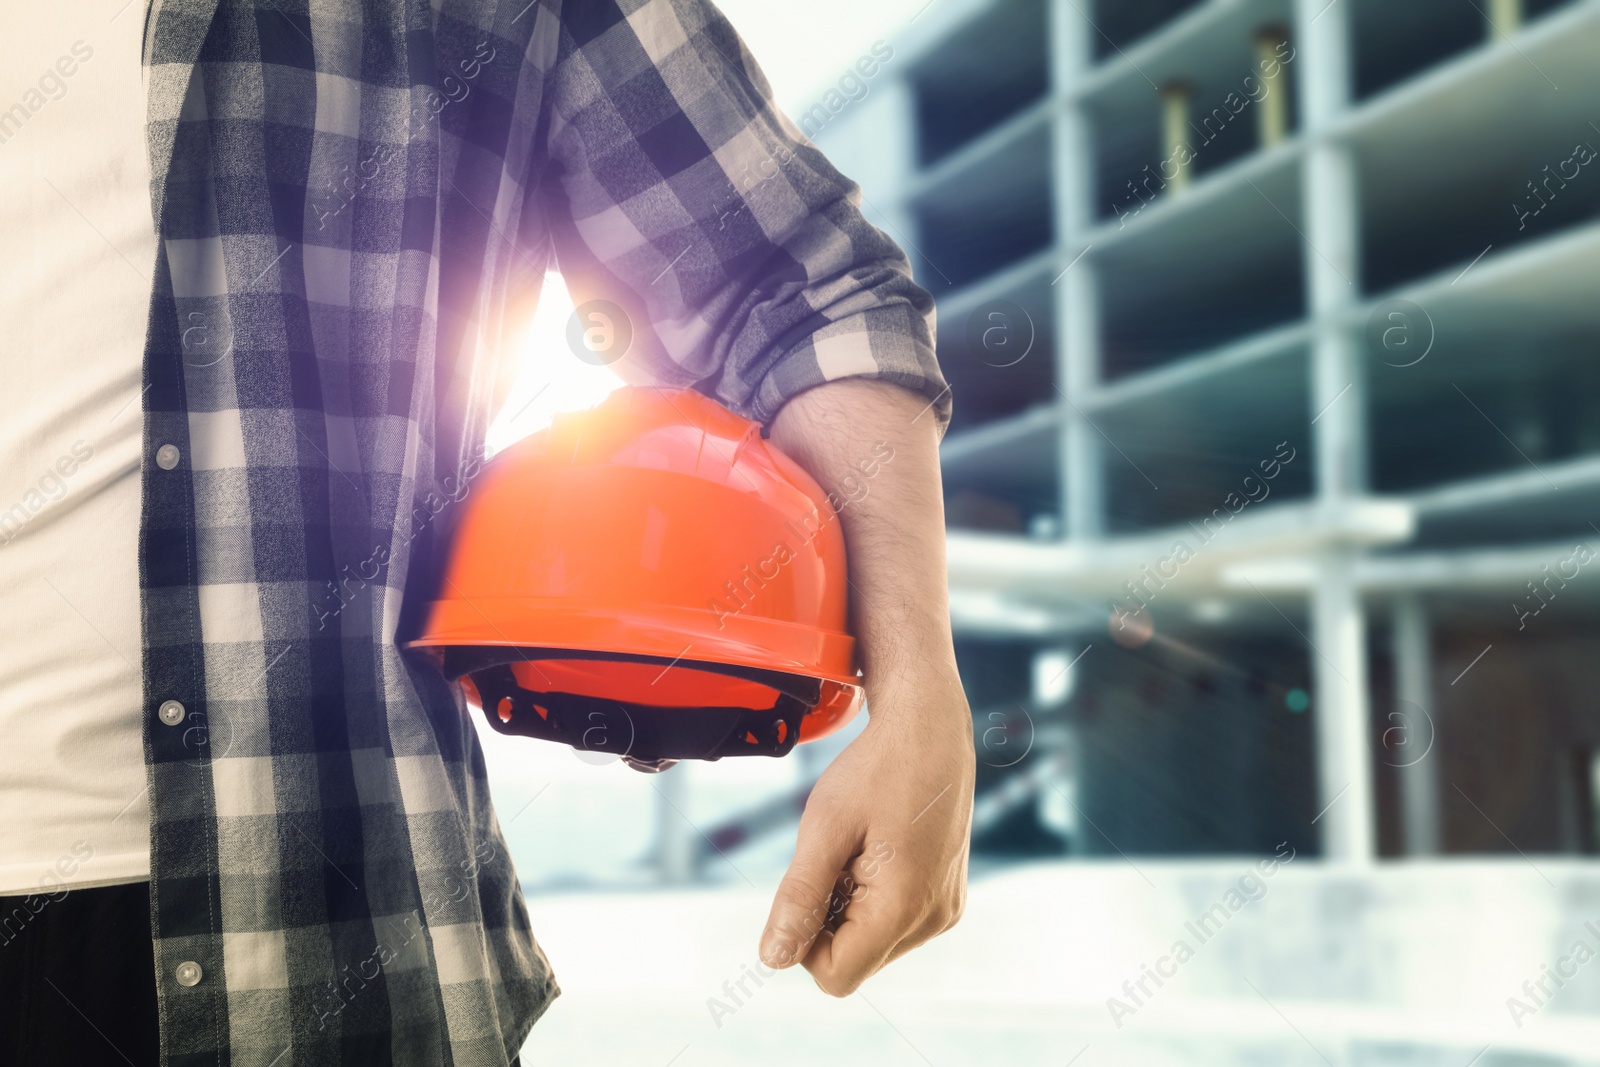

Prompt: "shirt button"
[155,444,181,470]
[158,700,186,726]
[175,961,203,987]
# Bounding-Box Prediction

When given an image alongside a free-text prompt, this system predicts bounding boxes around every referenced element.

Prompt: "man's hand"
[763,378,974,996]
[758,686,973,995]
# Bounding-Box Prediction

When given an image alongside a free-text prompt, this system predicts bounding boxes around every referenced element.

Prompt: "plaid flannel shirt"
[137,0,947,1063]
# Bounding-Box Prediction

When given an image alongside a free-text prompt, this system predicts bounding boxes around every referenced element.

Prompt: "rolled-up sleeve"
[535,0,951,433]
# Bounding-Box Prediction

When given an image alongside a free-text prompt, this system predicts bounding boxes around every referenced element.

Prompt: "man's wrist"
[858,642,970,730]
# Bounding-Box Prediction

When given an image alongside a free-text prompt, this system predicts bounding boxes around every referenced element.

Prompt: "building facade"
[813,0,1600,863]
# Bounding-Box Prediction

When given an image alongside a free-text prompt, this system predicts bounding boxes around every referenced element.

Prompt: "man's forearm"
[768,378,963,723]
[760,377,973,992]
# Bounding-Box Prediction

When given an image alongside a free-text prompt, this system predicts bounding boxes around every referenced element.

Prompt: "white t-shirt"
[0,3,156,894]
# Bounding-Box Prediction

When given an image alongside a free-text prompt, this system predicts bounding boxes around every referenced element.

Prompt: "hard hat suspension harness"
[441,646,820,762]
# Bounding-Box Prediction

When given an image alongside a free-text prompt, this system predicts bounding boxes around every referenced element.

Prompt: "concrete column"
[1312,552,1376,863]
[1048,0,1094,99]
[1295,0,1349,128]
[1255,25,1291,148]
[1062,265,1104,541]
[1159,83,1193,194]
[1392,595,1440,855]
[1488,0,1522,39]
[1301,1,1364,498]
[1050,0,1104,541]
[1300,0,1364,497]
[1052,93,1094,237]
[1305,145,1366,497]
[653,763,696,884]
[1297,0,1372,863]
[1298,0,1362,506]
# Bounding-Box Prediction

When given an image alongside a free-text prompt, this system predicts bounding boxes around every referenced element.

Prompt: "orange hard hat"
[406,386,862,769]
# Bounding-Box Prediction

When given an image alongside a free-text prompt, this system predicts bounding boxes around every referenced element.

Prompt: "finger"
[806,849,968,994]
[760,811,859,970]
[801,863,904,997]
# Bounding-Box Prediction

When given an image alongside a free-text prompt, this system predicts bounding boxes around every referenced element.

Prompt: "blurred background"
[495,1,1600,1063]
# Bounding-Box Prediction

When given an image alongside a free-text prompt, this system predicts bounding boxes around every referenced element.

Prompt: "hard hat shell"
[406,386,862,762]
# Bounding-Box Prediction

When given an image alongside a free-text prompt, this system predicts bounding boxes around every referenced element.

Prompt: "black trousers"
[0,880,160,1066]
[0,880,526,1065]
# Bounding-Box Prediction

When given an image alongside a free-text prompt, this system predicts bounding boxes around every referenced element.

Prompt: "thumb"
[760,811,858,970]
